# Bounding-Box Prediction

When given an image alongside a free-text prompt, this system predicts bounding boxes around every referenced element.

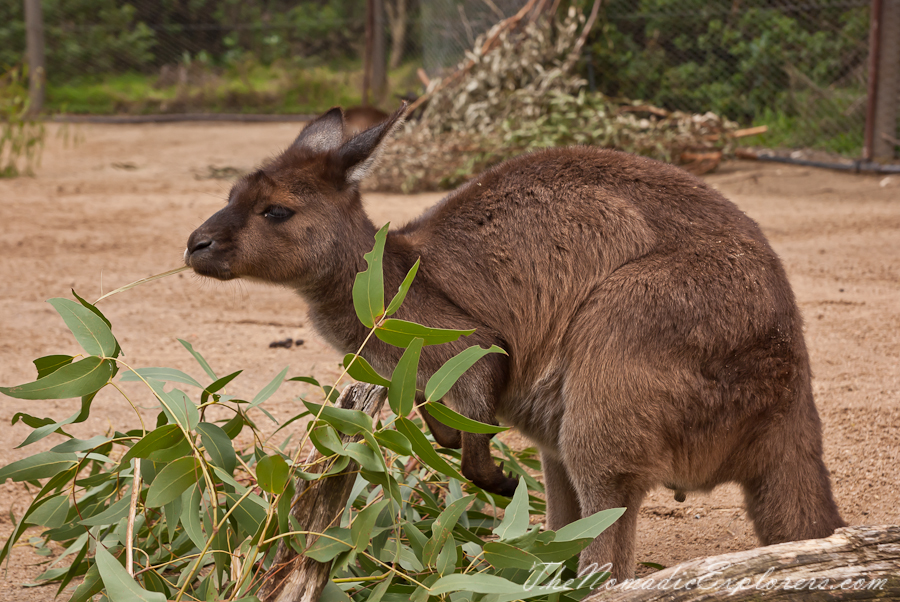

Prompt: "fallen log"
[258,383,388,602]
[679,150,722,175]
[585,525,900,601]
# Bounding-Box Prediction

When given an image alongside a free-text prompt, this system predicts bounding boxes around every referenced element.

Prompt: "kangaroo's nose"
[190,239,213,253]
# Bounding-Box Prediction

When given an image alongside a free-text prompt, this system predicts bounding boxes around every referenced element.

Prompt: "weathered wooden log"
[258,383,387,602]
[585,525,900,601]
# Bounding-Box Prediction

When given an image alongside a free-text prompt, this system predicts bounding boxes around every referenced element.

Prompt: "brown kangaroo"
[185,105,844,579]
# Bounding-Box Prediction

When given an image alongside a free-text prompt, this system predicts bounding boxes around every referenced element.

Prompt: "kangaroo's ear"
[336,103,406,185]
[292,107,345,153]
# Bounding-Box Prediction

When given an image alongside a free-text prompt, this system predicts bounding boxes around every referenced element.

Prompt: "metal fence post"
[868,0,900,160]
[24,0,46,114]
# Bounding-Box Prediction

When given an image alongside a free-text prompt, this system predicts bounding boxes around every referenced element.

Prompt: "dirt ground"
[0,123,898,600]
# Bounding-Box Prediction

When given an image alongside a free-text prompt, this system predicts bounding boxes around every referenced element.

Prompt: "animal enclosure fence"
[5,0,899,160]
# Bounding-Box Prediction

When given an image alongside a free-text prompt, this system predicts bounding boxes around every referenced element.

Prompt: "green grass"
[45,59,422,116]
[739,89,867,157]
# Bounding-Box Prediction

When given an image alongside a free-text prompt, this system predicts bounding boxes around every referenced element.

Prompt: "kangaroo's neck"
[291,205,404,357]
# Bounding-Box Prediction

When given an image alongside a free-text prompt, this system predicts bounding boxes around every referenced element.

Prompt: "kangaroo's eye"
[263,206,294,221]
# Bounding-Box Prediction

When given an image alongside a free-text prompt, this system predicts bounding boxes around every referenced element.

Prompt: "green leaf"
[51,435,110,453]
[72,289,114,331]
[16,391,100,448]
[352,223,389,328]
[145,457,201,508]
[178,339,218,380]
[303,401,373,435]
[385,258,420,316]
[375,319,475,347]
[47,298,118,357]
[373,430,412,456]
[277,478,296,536]
[425,345,506,402]
[483,542,541,570]
[342,354,391,388]
[310,423,346,457]
[121,368,203,388]
[492,478,528,540]
[430,574,523,596]
[395,417,467,483]
[345,442,384,472]
[94,544,166,602]
[529,539,591,563]
[196,422,236,475]
[423,494,475,566]
[201,370,242,404]
[287,375,320,387]
[351,499,389,550]
[321,580,352,602]
[0,356,113,400]
[305,527,353,562]
[256,454,289,494]
[33,355,74,379]
[223,492,268,536]
[0,452,77,483]
[553,507,625,542]
[180,485,205,550]
[389,337,423,417]
[79,496,131,526]
[420,401,508,434]
[221,412,245,439]
[163,494,182,543]
[251,366,289,407]
[121,425,184,464]
[27,494,70,528]
[70,562,102,602]
[158,388,200,431]
[366,574,393,602]
[436,538,457,576]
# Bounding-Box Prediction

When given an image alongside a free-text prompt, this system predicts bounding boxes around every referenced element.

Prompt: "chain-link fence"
[2,0,898,159]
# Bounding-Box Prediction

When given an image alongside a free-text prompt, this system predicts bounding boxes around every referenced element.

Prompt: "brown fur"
[185,106,845,579]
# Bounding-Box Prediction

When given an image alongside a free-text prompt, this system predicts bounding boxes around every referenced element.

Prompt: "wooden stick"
[733,125,768,138]
[258,383,387,602]
[585,525,900,601]
[126,459,141,576]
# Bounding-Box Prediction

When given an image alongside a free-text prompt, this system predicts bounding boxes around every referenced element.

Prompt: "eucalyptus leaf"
[352,223,389,328]
[389,337,423,417]
[421,401,508,434]
[94,544,166,602]
[0,357,113,400]
[343,354,391,387]
[145,457,201,508]
[48,298,118,357]
[425,345,506,402]
[256,454,290,494]
[375,319,475,347]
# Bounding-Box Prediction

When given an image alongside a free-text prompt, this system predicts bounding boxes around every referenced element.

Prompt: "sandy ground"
[0,123,898,600]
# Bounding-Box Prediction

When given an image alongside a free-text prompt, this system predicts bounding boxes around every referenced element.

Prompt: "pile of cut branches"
[369,7,744,193]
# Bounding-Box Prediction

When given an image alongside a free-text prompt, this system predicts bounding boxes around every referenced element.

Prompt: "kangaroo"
[185,105,845,579]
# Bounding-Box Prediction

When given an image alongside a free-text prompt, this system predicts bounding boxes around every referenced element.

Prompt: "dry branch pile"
[369,8,742,192]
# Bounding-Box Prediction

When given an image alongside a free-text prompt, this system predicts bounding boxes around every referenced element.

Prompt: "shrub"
[0,226,622,601]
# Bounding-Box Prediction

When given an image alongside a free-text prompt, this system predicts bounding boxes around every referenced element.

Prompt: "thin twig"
[562,0,603,72]
[126,459,141,577]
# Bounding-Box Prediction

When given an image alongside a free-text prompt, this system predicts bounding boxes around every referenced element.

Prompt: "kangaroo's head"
[185,105,405,287]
